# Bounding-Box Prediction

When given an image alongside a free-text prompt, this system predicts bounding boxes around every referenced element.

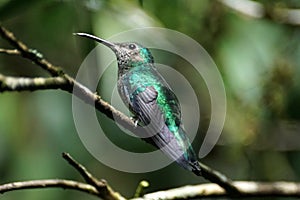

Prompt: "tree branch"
[0,25,63,76]
[2,179,300,200]
[62,153,125,200]
[131,181,300,200]
[199,162,240,195]
[0,153,126,200]
[0,48,20,55]
[0,179,99,196]
[134,181,149,198]
[0,74,69,92]
[0,23,239,194]
[0,23,136,129]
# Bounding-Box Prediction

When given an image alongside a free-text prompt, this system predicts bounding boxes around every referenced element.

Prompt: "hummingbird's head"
[111,42,154,67]
[75,33,154,70]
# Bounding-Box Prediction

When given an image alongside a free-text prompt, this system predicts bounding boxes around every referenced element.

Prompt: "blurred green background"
[1,0,300,199]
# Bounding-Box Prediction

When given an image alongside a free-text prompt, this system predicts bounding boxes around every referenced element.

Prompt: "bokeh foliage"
[0,0,300,199]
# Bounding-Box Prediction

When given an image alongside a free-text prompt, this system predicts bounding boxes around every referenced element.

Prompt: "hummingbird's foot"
[130,117,139,128]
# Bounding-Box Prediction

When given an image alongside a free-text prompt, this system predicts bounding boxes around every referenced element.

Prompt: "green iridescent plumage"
[75,33,201,176]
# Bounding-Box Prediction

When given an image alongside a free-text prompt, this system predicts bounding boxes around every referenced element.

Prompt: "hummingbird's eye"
[128,44,136,50]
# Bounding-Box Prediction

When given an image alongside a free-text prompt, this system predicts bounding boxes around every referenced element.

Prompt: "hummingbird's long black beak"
[74,33,115,49]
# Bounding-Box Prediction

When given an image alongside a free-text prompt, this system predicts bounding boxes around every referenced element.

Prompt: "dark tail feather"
[176,127,201,176]
[144,125,202,176]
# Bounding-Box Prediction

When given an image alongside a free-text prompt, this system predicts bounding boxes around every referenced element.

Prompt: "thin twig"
[0,23,136,129]
[0,153,127,200]
[62,153,102,187]
[199,162,240,194]
[0,74,69,92]
[134,180,149,198]
[0,179,99,196]
[0,25,63,76]
[62,153,126,200]
[0,48,20,55]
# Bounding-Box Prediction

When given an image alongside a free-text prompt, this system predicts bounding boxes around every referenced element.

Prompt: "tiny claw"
[130,117,139,128]
[134,120,139,127]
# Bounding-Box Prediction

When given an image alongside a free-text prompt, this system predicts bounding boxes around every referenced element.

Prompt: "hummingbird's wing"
[132,86,199,173]
[133,86,165,135]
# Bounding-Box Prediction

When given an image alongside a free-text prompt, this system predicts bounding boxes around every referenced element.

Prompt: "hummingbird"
[75,33,201,176]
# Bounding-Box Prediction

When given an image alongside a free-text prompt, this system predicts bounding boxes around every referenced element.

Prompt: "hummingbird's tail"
[172,126,201,176]
[146,125,201,176]
[178,127,202,176]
